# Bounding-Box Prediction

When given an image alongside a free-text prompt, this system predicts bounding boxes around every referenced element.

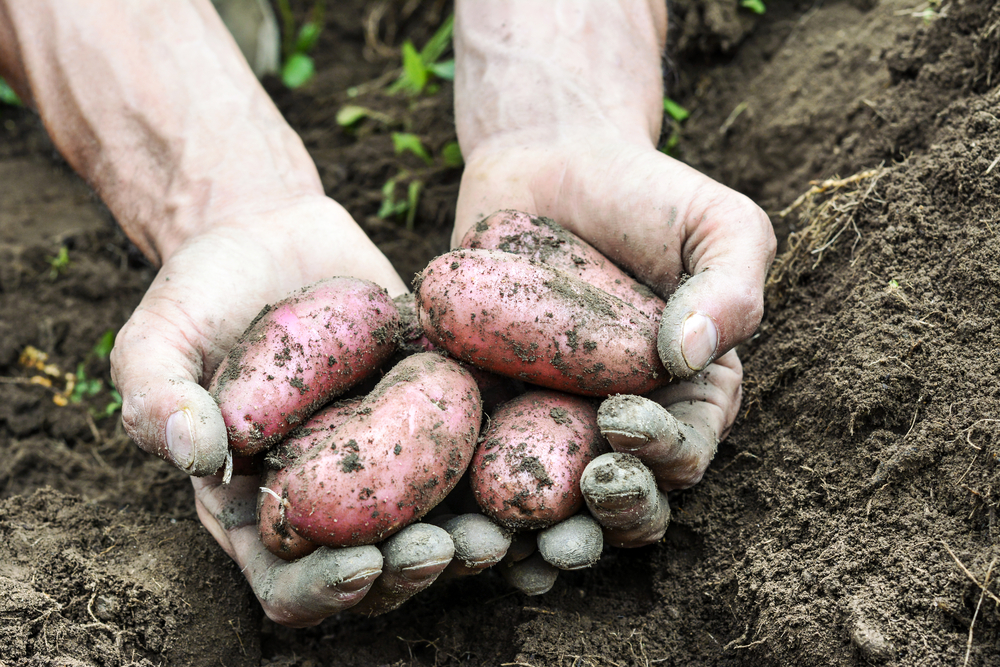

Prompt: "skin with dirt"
[1,1,999,665]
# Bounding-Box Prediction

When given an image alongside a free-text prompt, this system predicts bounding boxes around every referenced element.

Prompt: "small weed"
[392,132,432,165]
[388,15,455,96]
[276,0,325,88]
[0,77,22,107]
[47,246,71,279]
[441,141,463,168]
[661,97,691,158]
[740,0,767,15]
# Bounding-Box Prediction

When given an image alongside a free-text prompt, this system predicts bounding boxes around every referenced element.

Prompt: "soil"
[2,0,999,666]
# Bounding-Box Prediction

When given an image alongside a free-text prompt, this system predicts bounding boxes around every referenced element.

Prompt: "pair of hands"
[110,138,774,626]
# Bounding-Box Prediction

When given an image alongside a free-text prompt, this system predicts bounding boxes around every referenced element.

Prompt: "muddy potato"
[461,209,665,322]
[257,401,359,560]
[283,353,482,547]
[209,277,400,456]
[416,248,671,396]
[470,390,610,530]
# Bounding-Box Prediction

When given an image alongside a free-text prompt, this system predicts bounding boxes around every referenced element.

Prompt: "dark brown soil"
[2,1,999,665]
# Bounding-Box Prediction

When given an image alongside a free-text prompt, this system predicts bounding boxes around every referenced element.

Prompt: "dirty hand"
[0,0,465,625]
[451,0,776,562]
[111,198,468,624]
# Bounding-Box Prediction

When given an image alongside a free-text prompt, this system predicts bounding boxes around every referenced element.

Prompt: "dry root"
[766,168,884,309]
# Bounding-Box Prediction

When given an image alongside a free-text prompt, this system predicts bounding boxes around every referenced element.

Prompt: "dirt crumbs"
[0,488,259,667]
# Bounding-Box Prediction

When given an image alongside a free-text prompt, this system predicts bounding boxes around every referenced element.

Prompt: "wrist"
[453,0,666,156]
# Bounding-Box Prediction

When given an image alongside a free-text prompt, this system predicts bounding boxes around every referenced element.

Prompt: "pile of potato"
[210,210,670,562]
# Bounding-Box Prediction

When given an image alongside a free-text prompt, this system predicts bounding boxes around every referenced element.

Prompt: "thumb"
[111,302,229,476]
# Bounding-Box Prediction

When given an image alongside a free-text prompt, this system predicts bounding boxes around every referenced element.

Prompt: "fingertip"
[121,378,229,475]
[500,552,559,596]
[537,515,603,570]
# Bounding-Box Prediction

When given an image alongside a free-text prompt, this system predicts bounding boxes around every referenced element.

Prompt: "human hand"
[110,197,462,623]
[450,0,775,558]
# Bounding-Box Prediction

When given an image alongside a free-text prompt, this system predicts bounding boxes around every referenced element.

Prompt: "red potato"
[209,277,400,456]
[461,209,665,322]
[284,353,483,547]
[415,248,671,396]
[257,401,359,560]
[470,390,610,530]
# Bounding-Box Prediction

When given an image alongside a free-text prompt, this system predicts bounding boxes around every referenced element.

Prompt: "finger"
[350,523,454,617]
[500,552,559,596]
[456,147,775,378]
[580,452,670,548]
[433,514,511,578]
[632,349,744,488]
[536,514,603,570]
[506,531,538,563]
[544,150,773,378]
[193,475,382,626]
[112,307,229,475]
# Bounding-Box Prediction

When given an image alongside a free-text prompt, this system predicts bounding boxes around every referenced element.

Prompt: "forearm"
[0,0,322,265]
[453,0,667,156]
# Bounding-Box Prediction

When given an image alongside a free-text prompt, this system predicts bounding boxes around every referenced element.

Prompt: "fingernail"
[166,410,195,470]
[681,312,718,372]
[399,558,452,581]
[339,568,381,592]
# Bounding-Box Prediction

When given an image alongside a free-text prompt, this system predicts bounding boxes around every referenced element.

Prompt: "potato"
[283,353,482,547]
[461,210,665,322]
[209,277,400,456]
[257,401,358,560]
[415,248,671,396]
[470,390,610,530]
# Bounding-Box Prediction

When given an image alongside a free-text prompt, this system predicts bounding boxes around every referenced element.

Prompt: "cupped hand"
[453,139,775,550]
[109,196,460,624]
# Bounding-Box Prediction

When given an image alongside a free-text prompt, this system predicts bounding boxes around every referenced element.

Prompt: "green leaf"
[392,132,432,165]
[405,181,422,231]
[420,15,454,65]
[336,105,369,127]
[295,21,322,53]
[282,53,315,89]
[428,59,455,81]
[740,0,767,15]
[663,97,690,123]
[399,40,428,94]
[441,141,463,168]
[93,329,115,359]
[0,78,21,107]
[378,179,407,219]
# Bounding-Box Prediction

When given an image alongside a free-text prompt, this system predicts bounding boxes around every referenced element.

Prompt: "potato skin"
[415,248,671,396]
[257,401,358,560]
[284,353,482,547]
[470,390,610,530]
[209,278,400,455]
[461,210,665,322]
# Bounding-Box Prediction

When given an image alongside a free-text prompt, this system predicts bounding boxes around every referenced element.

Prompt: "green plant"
[661,97,691,158]
[68,329,122,417]
[392,132,432,165]
[0,77,22,106]
[276,0,325,89]
[378,176,422,231]
[47,246,71,279]
[388,15,455,96]
[441,141,463,168]
[740,0,767,15]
